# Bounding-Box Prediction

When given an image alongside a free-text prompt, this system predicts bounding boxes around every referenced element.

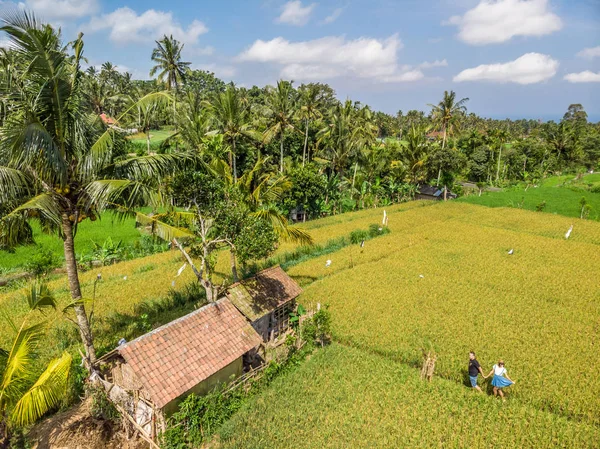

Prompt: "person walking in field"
[485,360,515,401]
[468,351,486,392]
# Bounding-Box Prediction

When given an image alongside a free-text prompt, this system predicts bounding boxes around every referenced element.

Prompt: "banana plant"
[0,283,71,444]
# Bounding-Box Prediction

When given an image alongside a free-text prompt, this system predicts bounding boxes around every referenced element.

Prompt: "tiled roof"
[226,266,302,322]
[117,298,261,409]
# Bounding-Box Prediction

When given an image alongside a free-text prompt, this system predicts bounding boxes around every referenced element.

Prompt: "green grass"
[459,173,600,220]
[219,344,600,448]
[128,127,175,145]
[0,214,141,273]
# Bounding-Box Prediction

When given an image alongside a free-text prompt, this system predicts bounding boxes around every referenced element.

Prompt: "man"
[468,351,485,392]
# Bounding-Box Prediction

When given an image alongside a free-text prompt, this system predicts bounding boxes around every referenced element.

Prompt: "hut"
[226,266,302,342]
[96,298,262,436]
[416,185,457,201]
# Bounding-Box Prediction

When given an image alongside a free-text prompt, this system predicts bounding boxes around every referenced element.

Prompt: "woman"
[485,360,515,400]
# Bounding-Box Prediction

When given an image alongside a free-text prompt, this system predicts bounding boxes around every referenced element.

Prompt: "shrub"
[349,229,369,244]
[301,306,332,347]
[85,382,120,422]
[25,246,60,277]
[536,201,546,212]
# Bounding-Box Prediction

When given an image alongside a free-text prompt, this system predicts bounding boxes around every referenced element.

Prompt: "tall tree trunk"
[437,126,446,187]
[146,131,151,155]
[280,131,284,174]
[302,118,309,166]
[230,250,239,283]
[496,143,503,184]
[232,138,237,182]
[62,214,96,365]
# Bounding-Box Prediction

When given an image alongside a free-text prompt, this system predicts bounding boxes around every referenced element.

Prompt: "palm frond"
[82,180,161,212]
[23,282,56,312]
[136,212,196,242]
[0,167,30,199]
[253,208,313,245]
[105,153,190,180]
[1,322,46,397]
[11,352,72,426]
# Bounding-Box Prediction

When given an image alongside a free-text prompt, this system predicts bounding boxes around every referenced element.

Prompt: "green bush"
[25,246,60,277]
[349,229,369,244]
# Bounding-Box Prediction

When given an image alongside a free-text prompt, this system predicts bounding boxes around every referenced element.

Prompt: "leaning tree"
[0,12,184,366]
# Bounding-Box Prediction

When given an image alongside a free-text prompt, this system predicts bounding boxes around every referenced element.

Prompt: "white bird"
[360,240,365,248]
[419,274,424,278]
[325,260,332,268]
[565,225,573,239]
[176,263,187,277]
[508,249,514,255]
[123,276,127,281]
[171,280,176,287]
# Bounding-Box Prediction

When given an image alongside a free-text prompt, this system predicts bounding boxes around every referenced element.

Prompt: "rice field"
[217,201,600,447]
[218,344,600,448]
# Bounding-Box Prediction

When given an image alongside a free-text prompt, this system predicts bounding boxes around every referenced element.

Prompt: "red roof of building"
[226,266,303,322]
[99,113,117,125]
[117,298,261,408]
[427,131,445,139]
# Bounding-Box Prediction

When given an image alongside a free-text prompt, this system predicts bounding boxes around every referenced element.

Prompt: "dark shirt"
[469,359,481,377]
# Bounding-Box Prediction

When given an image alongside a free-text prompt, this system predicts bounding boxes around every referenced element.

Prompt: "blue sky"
[2,0,600,120]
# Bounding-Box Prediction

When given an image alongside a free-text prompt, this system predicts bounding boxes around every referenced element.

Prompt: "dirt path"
[29,400,146,449]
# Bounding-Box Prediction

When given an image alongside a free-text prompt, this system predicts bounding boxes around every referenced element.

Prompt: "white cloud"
[238,34,422,83]
[85,7,208,45]
[276,1,316,26]
[20,0,99,20]
[445,0,562,45]
[564,71,600,83]
[453,52,558,84]
[0,38,11,48]
[322,7,344,24]
[418,59,448,69]
[577,46,600,60]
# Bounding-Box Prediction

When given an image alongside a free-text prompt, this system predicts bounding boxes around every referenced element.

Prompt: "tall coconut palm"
[264,80,297,173]
[488,128,510,184]
[0,12,183,366]
[204,85,259,181]
[149,35,190,91]
[298,84,323,166]
[150,34,190,130]
[0,283,71,444]
[429,90,468,184]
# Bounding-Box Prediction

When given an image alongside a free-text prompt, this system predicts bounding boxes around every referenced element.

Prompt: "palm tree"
[401,125,431,184]
[149,35,190,91]
[0,12,183,366]
[150,35,190,131]
[0,283,71,444]
[264,80,297,173]
[204,85,259,181]
[317,100,376,180]
[488,128,510,184]
[429,90,469,184]
[298,84,323,166]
